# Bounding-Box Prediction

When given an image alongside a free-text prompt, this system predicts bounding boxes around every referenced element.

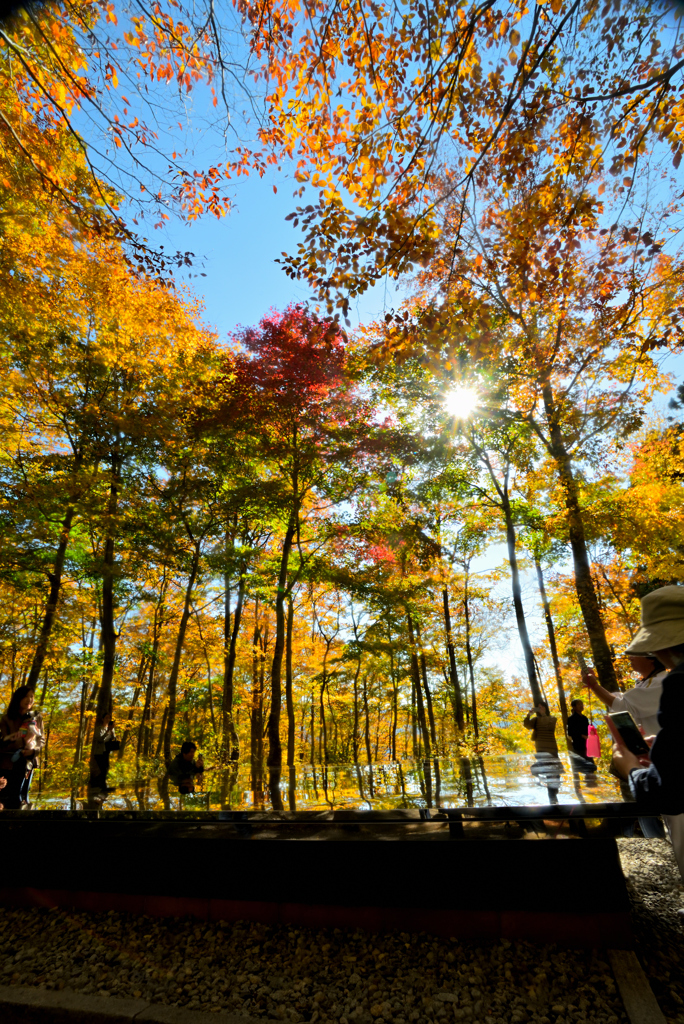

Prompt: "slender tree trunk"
[420,651,437,746]
[350,603,363,763]
[373,705,380,760]
[43,697,57,770]
[310,687,315,764]
[118,653,147,760]
[267,512,296,769]
[251,613,261,766]
[443,589,464,731]
[388,641,398,761]
[352,657,361,763]
[534,555,570,738]
[417,627,437,748]
[38,671,49,708]
[155,706,168,758]
[26,503,77,690]
[285,595,296,767]
[92,452,121,744]
[248,607,267,808]
[74,680,89,766]
[500,486,543,705]
[163,542,201,764]
[411,679,418,757]
[250,602,267,775]
[541,380,618,690]
[463,588,479,740]
[407,613,431,758]
[362,674,372,764]
[319,639,332,765]
[223,555,245,757]
[138,657,157,758]
[205,647,217,736]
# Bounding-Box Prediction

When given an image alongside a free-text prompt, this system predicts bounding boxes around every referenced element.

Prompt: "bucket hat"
[625,585,684,654]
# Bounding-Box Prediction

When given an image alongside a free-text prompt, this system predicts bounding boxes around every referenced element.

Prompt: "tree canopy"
[1,0,684,806]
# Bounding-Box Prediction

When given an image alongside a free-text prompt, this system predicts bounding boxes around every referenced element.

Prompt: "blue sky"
[141,167,400,341]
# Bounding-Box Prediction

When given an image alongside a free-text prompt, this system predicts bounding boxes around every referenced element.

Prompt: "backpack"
[586,724,601,758]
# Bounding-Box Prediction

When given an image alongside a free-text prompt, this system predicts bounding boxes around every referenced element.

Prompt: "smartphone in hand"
[575,652,589,676]
[608,711,650,757]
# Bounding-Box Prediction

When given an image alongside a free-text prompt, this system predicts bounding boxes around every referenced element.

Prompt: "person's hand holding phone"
[606,715,650,780]
[583,669,600,692]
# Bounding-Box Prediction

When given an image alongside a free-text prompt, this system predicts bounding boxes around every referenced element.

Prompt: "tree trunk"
[388,640,398,761]
[463,588,479,740]
[310,687,316,764]
[73,680,89,766]
[416,624,437,748]
[443,589,464,731]
[362,674,372,764]
[92,452,121,745]
[420,651,437,745]
[285,594,296,767]
[138,660,156,759]
[223,557,245,757]
[267,513,296,769]
[541,380,618,690]
[162,542,201,764]
[500,486,543,705]
[38,671,49,709]
[155,706,168,759]
[534,555,570,739]
[118,653,147,760]
[352,656,361,763]
[411,678,418,756]
[319,638,332,766]
[26,504,77,691]
[250,600,266,770]
[137,581,167,758]
[407,613,431,758]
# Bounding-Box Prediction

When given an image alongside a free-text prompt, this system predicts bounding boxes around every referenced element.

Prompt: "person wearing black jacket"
[168,741,204,793]
[567,699,591,759]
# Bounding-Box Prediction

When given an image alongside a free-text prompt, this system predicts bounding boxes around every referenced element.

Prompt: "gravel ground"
[616,837,684,1022]
[0,838,682,1024]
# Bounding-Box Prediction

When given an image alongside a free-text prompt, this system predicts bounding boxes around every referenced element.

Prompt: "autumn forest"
[2,0,684,801]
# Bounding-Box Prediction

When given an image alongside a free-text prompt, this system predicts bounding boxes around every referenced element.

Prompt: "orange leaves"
[0,0,232,236]
[104,63,119,89]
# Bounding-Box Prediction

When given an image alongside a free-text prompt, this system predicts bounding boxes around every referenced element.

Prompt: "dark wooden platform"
[0,809,635,946]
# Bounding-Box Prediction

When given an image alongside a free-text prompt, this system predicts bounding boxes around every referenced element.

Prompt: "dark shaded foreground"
[0,840,681,1022]
[0,817,632,944]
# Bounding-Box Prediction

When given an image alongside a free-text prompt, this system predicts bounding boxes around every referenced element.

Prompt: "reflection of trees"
[417,759,433,808]
[459,757,474,807]
[288,764,297,811]
[475,755,492,805]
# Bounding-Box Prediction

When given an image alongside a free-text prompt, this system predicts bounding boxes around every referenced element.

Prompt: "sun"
[444,385,480,419]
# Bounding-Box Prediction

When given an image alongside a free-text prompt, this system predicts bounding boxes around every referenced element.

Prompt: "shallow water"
[29,752,624,813]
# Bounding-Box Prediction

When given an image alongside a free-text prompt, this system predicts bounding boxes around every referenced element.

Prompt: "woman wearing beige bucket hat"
[610,585,684,880]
